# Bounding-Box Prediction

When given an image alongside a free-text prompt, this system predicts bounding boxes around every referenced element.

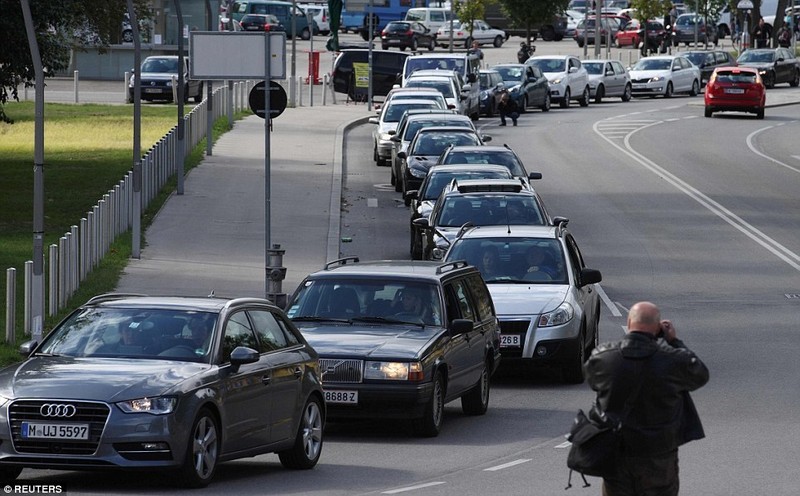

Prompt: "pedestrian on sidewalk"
[584,301,709,496]
[497,90,519,127]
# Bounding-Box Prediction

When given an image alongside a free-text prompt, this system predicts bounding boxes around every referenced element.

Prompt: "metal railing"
[4,80,257,342]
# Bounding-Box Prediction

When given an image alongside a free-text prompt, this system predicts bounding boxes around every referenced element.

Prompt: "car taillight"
[264,24,271,31]
[406,30,413,36]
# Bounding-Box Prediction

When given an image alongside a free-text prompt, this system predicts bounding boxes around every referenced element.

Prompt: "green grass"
[0,101,249,366]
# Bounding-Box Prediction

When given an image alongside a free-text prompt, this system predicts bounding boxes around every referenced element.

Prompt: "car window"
[222,311,260,362]
[448,279,475,324]
[465,274,494,322]
[446,237,567,284]
[249,309,289,352]
[405,79,455,98]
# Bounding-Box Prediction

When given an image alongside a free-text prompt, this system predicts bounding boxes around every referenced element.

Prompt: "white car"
[436,19,507,48]
[525,55,591,108]
[629,55,701,98]
[404,71,471,117]
[369,98,443,166]
[299,4,330,35]
[582,59,632,103]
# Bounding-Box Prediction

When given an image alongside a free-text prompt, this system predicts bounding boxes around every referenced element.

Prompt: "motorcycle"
[517,42,535,63]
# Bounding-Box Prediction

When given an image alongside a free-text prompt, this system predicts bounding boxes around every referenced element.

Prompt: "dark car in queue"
[331,49,409,99]
[286,258,501,437]
[389,112,473,190]
[239,13,285,31]
[407,164,514,259]
[436,144,540,182]
[381,20,436,51]
[398,127,489,206]
[683,50,737,85]
[735,48,800,88]
[491,63,551,112]
[479,69,505,117]
[0,294,324,488]
[704,66,766,119]
[128,55,203,104]
[415,178,553,261]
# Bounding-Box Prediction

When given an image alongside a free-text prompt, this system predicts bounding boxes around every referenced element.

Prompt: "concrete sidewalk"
[115,103,370,299]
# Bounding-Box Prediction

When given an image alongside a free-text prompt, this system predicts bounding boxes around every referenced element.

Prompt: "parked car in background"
[444,222,603,383]
[628,55,701,97]
[582,59,632,102]
[704,66,766,119]
[0,294,325,487]
[436,19,507,48]
[331,49,408,99]
[404,7,455,33]
[671,13,718,46]
[735,48,800,88]
[286,258,502,437]
[683,50,737,85]
[228,0,318,39]
[239,13,285,31]
[525,55,591,108]
[298,3,330,35]
[479,69,505,116]
[574,16,619,47]
[407,164,514,259]
[436,145,541,182]
[381,20,436,51]
[491,63,551,112]
[128,55,203,104]
[614,19,666,50]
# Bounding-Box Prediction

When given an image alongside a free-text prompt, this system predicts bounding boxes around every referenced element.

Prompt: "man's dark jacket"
[584,332,709,457]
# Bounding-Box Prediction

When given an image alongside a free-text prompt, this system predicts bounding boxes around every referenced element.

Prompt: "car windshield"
[738,51,775,63]
[383,101,438,122]
[494,66,524,82]
[715,71,758,84]
[446,237,567,284]
[405,79,455,98]
[527,58,566,73]
[405,57,465,78]
[683,53,708,65]
[38,308,218,362]
[404,119,472,141]
[412,132,480,155]
[392,93,445,107]
[435,195,546,227]
[386,22,411,32]
[421,169,511,200]
[632,59,671,71]
[439,150,527,177]
[141,58,179,73]
[582,62,604,75]
[286,279,443,326]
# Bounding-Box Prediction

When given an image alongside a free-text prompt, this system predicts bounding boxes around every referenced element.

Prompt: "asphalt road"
[15,34,800,495]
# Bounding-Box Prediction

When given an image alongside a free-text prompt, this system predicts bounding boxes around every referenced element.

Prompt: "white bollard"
[73,70,79,103]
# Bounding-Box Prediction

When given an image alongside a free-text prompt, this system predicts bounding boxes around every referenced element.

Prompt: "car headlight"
[538,302,574,327]
[409,165,428,178]
[117,396,177,415]
[480,90,489,100]
[379,132,393,141]
[364,361,423,381]
[649,76,664,82]
[509,84,521,93]
[551,77,563,85]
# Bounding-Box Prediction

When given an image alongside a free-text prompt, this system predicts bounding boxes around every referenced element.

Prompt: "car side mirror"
[579,268,603,287]
[229,346,259,373]
[413,217,430,228]
[397,151,407,159]
[569,67,578,73]
[528,171,542,180]
[480,134,492,142]
[368,117,379,124]
[18,340,38,358]
[449,318,474,336]
[406,190,419,200]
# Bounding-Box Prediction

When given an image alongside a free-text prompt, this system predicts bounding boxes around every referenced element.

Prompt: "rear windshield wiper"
[292,316,351,324]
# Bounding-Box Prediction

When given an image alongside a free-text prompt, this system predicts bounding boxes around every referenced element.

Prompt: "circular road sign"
[249,81,287,119]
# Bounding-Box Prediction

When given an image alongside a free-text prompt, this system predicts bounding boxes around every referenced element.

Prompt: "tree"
[494,0,569,44]
[0,0,150,123]
[455,0,493,42]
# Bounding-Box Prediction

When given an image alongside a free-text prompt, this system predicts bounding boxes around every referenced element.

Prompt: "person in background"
[468,40,483,60]
[497,90,519,127]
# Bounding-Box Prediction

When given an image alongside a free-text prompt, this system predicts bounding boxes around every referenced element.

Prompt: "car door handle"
[261,375,271,385]
[294,367,303,379]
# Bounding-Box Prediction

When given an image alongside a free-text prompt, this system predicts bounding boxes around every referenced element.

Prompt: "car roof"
[406,70,460,78]
[447,178,531,193]
[406,113,471,122]
[309,258,475,280]
[457,224,559,239]
[416,126,479,134]
[445,145,518,153]
[83,294,268,312]
[428,164,511,173]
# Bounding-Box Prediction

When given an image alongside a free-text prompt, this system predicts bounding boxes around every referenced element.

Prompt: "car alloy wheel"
[664,81,674,98]
[461,360,490,415]
[563,327,587,384]
[278,397,324,469]
[689,79,699,96]
[412,371,444,436]
[594,84,604,103]
[179,408,219,488]
[622,83,632,102]
[541,92,551,112]
[560,88,570,108]
[579,86,590,107]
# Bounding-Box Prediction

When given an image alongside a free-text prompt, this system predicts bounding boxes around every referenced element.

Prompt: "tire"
[541,26,555,41]
[704,107,712,118]
[402,176,411,206]
[756,108,765,119]
[177,408,220,488]
[493,35,503,48]
[461,360,490,415]
[278,396,324,469]
[689,79,700,97]
[193,83,203,103]
[122,29,134,43]
[562,328,587,384]
[412,371,444,437]
[577,38,585,48]
[382,44,389,50]
[594,84,604,104]
[578,86,590,107]
[764,72,775,89]
[621,83,632,102]
[664,81,674,98]
[393,168,402,191]
[0,466,22,485]
[428,38,435,51]
[301,27,311,41]
[410,37,418,51]
[400,45,407,51]
[559,88,570,108]
[791,70,800,87]
[373,145,379,163]
[541,92,551,112]
[520,95,528,113]
[411,231,423,259]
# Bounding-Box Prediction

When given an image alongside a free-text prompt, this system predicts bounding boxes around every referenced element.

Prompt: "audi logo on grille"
[39,403,77,418]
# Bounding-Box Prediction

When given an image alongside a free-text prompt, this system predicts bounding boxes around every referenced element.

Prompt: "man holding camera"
[584,301,709,496]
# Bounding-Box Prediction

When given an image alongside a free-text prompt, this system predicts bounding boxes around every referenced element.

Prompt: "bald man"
[584,301,709,496]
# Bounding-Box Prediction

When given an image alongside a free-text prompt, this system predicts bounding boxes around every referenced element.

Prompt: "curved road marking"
[593,116,800,272]
[746,124,800,175]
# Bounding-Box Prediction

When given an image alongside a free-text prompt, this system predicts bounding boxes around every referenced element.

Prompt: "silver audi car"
[0,294,325,487]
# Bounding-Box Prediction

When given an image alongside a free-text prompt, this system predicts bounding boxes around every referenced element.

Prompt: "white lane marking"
[593,119,800,273]
[555,441,572,449]
[746,126,800,175]
[595,284,621,317]
[382,482,447,494]
[484,459,532,471]
[367,198,378,207]
[792,155,800,161]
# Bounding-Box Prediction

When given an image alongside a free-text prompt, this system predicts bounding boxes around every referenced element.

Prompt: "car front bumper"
[631,81,666,95]
[496,316,580,366]
[322,382,434,420]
